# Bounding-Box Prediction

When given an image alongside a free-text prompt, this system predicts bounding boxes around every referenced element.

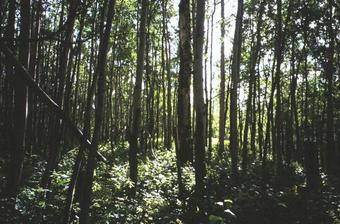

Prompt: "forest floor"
[1,142,340,224]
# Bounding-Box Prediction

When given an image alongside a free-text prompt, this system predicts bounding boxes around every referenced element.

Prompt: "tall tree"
[162,0,172,150]
[325,0,335,176]
[218,0,226,157]
[274,0,284,175]
[62,11,95,222]
[193,0,206,215]
[129,0,148,196]
[242,0,265,172]
[3,0,15,170]
[230,0,244,183]
[178,0,193,164]
[208,0,217,160]
[79,0,116,223]
[41,0,78,189]
[6,0,30,202]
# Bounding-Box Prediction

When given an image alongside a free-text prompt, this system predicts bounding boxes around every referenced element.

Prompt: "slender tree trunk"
[230,0,244,184]
[3,0,15,170]
[129,0,148,196]
[263,59,276,181]
[41,0,78,190]
[287,34,296,166]
[257,69,264,161]
[274,0,283,175]
[208,0,216,161]
[242,0,265,172]
[164,1,172,150]
[79,1,116,223]
[161,27,167,148]
[27,0,42,155]
[178,0,193,164]
[325,0,335,176]
[204,12,209,148]
[62,9,91,223]
[6,0,30,202]
[193,0,206,216]
[218,0,226,157]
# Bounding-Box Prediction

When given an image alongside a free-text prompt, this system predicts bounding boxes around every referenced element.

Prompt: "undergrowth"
[1,143,339,224]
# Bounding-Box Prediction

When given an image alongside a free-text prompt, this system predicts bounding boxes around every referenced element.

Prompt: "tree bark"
[6,0,30,201]
[178,0,193,164]
[273,0,284,175]
[79,0,116,223]
[325,0,335,176]
[242,0,265,172]
[193,0,206,215]
[230,0,244,183]
[218,0,226,157]
[208,0,216,161]
[41,0,78,190]
[129,0,148,196]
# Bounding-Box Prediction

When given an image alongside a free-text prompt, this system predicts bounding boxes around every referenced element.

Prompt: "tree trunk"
[6,0,30,202]
[274,0,283,175]
[303,141,321,192]
[208,0,216,161]
[178,0,193,164]
[3,0,15,175]
[79,0,116,223]
[230,0,244,184]
[41,0,78,190]
[242,0,265,172]
[62,9,91,224]
[218,0,226,157]
[164,1,172,150]
[129,0,148,196]
[325,0,335,176]
[193,0,206,216]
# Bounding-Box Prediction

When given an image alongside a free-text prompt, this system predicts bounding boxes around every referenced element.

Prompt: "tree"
[241,0,265,173]
[6,0,30,202]
[273,0,284,175]
[129,0,148,196]
[208,0,217,160]
[193,0,206,216]
[324,0,335,176]
[79,0,116,223]
[218,0,226,157]
[1,0,340,223]
[230,0,244,183]
[178,0,193,164]
[41,0,78,190]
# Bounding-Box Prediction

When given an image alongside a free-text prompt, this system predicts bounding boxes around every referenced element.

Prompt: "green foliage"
[84,145,189,223]
[1,143,339,224]
[209,214,224,224]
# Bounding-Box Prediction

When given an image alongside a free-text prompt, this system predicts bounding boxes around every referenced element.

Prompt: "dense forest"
[0,0,339,223]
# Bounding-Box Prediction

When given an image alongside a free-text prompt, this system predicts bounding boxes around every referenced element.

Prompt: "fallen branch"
[0,42,106,162]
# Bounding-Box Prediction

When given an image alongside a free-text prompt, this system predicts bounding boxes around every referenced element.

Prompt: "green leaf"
[208,215,223,224]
